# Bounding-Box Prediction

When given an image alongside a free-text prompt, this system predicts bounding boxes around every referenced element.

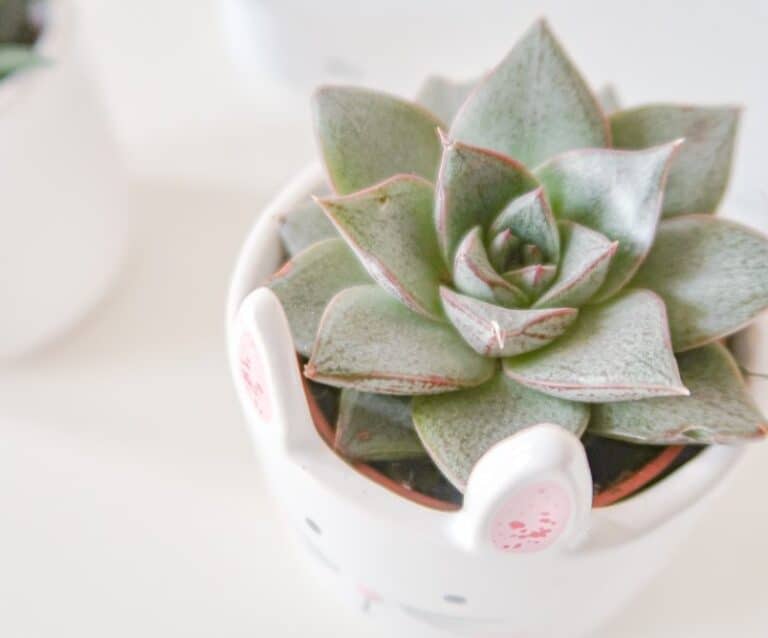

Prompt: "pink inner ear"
[239,332,273,422]
[490,481,571,554]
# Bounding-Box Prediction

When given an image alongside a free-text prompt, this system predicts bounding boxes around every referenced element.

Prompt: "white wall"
[75,0,767,206]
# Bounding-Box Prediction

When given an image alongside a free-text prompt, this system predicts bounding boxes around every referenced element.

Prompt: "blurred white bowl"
[0,1,128,359]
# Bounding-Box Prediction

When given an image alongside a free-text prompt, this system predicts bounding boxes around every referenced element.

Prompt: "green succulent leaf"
[450,20,609,167]
[0,44,44,80]
[632,215,768,351]
[413,371,590,491]
[278,195,337,257]
[536,142,680,300]
[452,226,529,307]
[268,238,371,356]
[317,175,447,319]
[313,86,443,194]
[590,343,767,444]
[533,221,618,309]
[521,244,544,265]
[435,135,538,262]
[489,187,560,262]
[306,285,496,394]
[416,74,478,125]
[334,390,427,462]
[611,105,740,216]
[374,460,462,504]
[488,229,521,272]
[440,287,578,357]
[503,264,557,297]
[504,289,687,402]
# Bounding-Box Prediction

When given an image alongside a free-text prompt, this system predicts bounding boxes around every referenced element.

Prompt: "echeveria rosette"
[268,20,768,493]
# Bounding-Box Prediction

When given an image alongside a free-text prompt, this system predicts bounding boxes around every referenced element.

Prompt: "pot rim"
[227,162,747,532]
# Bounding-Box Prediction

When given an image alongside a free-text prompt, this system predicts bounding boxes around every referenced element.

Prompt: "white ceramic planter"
[0,1,127,359]
[227,165,766,638]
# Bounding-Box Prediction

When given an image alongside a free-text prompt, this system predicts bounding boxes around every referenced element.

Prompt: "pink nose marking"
[239,332,273,422]
[490,481,571,553]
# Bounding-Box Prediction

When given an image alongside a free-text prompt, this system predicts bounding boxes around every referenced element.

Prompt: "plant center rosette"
[267,20,768,504]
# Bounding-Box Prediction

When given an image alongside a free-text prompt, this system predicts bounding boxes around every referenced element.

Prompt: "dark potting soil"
[305,379,705,508]
[584,435,704,499]
[306,378,464,505]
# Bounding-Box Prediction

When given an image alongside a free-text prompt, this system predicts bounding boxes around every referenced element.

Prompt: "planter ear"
[451,424,592,555]
[232,287,318,453]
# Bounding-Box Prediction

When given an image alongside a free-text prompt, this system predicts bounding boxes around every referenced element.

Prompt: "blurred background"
[1,1,767,636]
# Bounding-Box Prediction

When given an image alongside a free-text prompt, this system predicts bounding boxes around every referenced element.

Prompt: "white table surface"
[3,1,768,635]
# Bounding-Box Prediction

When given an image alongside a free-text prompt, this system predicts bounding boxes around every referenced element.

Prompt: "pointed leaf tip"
[536,142,680,299]
[435,139,538,262]
[611,104,740,215]
[490,187,560,262]
[451,20,608,166]
[632,214,768,351]
[313,86,443,194]
[590,343,766,445]
[488,229,521,272]
[307,285,495,395]
[504,289,687,402]
[503,263,557,297]
[440,287,578,357]
[316,175,447,319]
[533,222,618,309]
[452,227,529,307]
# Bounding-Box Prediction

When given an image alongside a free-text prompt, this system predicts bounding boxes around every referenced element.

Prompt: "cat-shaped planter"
[227,164,765,638]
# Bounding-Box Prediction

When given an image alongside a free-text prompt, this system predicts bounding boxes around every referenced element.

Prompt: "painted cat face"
[300,513,544,637]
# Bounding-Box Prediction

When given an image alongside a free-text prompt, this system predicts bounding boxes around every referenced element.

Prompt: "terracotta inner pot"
[302,371,703,511]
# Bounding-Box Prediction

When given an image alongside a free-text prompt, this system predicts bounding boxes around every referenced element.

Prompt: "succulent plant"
[0,0,44,82]
[268,20,768,494]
